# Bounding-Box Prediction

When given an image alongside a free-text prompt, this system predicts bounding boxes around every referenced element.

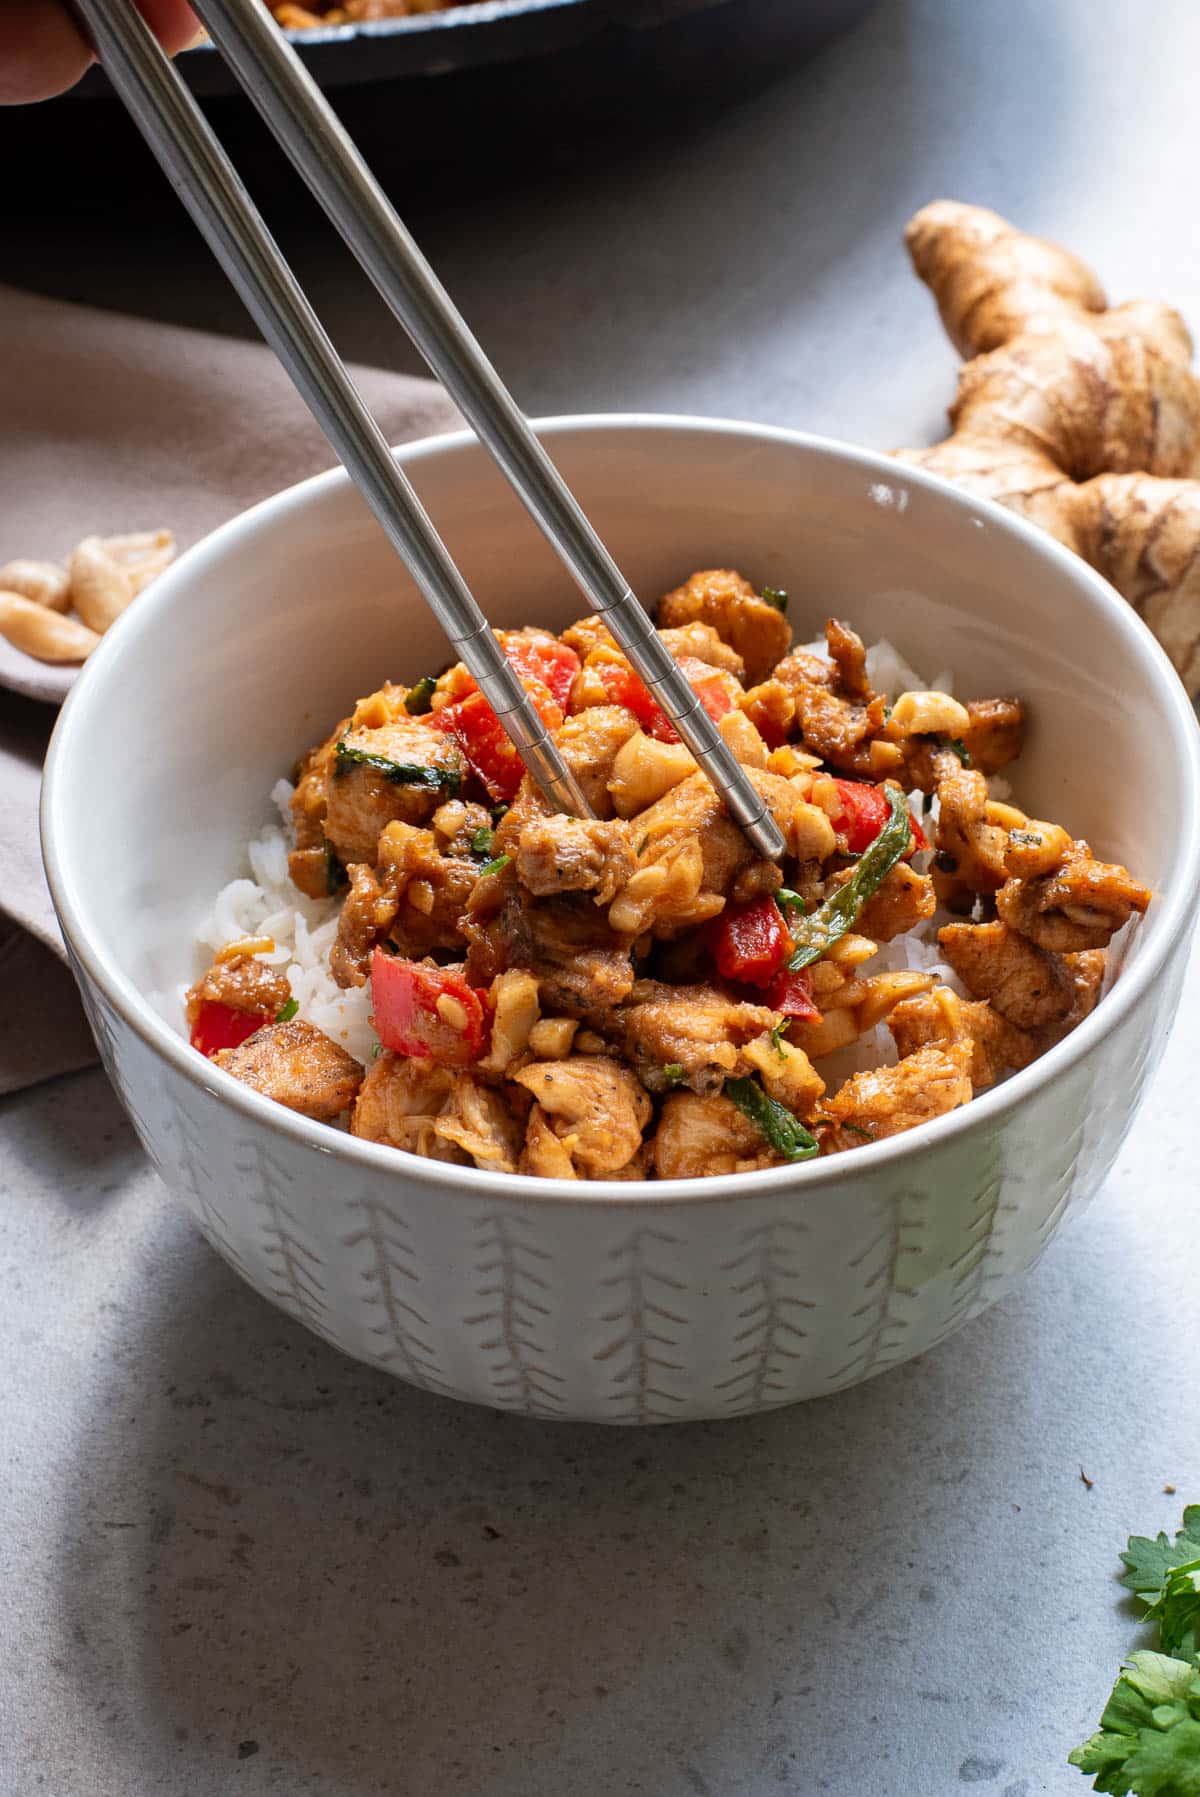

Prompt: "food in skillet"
[186,569,1151,1180]
[266,0,479,28]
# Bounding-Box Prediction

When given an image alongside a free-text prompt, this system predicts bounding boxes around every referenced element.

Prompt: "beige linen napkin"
[0,282,461,1097]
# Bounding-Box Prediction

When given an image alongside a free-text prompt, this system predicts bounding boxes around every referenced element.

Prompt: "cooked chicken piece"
[996,839,1150,952]
[616,981,779,1094]
[463,866,637,1024]
[431,797,494,859]
[616,768,830,939]
[288,723,344,896]
[520,1103,580,1178]
[1061,950,1106,1028]
[657,621,746,677]
[349,1051,466,1161]
[888,985,1037,1090]
[851,862,937,943]
[186,950,292,1026]
[821,1042,973,1151]
[657,568,791,684]
[825,618,872,702]
[323,716,464,865]
[216,1018,363,1120]
[938,920,1075,1029]
[329,864,399,989]
[934,768,1010,892]
[512,813,636,905]
[767,651,896,777]
[654,1091,782,1179]
[960,697,1025,774]
[433,1074,526,1173]
[553,704,641,818]
[511,1056,651,1175]
[561,613,618,660]
[329,820,477,986]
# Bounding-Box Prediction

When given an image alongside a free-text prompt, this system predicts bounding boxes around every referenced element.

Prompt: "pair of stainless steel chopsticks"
[71,0,785,862]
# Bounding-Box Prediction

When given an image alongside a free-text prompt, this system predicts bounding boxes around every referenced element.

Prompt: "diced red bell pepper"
[594,655,737,744]
[711,895,793,988]
[370,948,489,1065]
[765,966,822,1022]
[502,636,580,710]
[433,677,563,803]
[190,1001,271,1058]
[829,778,925,857]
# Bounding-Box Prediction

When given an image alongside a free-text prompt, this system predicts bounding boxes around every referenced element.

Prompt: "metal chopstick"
[77,0,787,863]
[192,0,785,864]
[71,0,593,821]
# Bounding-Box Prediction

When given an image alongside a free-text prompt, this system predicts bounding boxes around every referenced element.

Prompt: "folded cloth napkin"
[0,282,461,1097]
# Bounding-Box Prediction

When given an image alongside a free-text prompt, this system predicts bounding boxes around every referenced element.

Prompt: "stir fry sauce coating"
[188,570,1151,1179]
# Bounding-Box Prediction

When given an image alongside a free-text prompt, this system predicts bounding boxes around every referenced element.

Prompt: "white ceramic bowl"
[42,417,1200,1422]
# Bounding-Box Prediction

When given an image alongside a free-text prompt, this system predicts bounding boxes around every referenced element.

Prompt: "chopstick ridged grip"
[68,0,594,824]
[187,0,786,864]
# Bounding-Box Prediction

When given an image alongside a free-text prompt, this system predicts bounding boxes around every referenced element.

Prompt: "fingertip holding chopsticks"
[72,0,786,861]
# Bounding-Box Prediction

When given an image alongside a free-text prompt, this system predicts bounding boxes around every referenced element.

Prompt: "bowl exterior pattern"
[67,925,1186,1424]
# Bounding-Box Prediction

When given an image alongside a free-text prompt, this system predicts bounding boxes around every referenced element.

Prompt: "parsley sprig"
[1070,1506,1200,1792]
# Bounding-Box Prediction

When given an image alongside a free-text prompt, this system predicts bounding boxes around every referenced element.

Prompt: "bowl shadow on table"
[53,1204,1052,1797]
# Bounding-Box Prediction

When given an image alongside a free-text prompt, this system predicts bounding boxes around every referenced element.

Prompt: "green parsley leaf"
[335,740,461,792]
[760,586,789,613]
[403,674,437,715]
[476,855,511,879]
[724,1076,819,1162]
[1121,1510,1200,1606]
[469,824,495,857]
[275,996,299,1024]
[788,785,911,971]
[1071,1514,1200,1793]
[1148,1563,1200,1663]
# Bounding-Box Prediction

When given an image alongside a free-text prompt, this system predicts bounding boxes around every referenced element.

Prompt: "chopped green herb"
[787,784,911,971]
[768,1019,790,1057]
[403,674,437,715]
[947,737,973,767]
[1122,1511,1200,1606]
[882,704,893,722]
[476,855,511,879]
[776,887,808,917]
[760,585,789,613]
[1010,829,1042,846]
[275,996,299,1024]
[371,1042,383,1060]
[469,824,496,857]
[335,739,461,793]
[637,833,651,856]
[662,1063,685,1085]
[841,1122,873,1140]
[724,1076,819,1163]
[491,802,510,825]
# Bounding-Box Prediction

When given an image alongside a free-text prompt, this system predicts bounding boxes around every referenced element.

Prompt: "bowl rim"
[41,411,1200,1206]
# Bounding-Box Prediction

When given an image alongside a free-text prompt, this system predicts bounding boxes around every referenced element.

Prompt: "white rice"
[187,644,1028,1088]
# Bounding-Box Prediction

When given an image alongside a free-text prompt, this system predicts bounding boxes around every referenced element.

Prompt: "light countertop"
[4,2,1199,1792]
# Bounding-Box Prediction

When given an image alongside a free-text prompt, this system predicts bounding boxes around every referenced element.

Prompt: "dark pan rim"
[71,0,748,96]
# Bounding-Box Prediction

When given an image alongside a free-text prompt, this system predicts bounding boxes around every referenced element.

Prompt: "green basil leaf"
[724,1076,819,1162]
[788,784,911,971]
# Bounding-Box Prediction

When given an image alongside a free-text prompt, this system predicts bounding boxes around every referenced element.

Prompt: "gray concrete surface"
[4,1,1200,1792]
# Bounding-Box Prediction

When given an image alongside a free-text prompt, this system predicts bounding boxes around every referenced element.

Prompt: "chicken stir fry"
[187,571,1151,1180]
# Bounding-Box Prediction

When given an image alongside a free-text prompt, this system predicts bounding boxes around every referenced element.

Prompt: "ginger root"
[895,200,1200,693]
